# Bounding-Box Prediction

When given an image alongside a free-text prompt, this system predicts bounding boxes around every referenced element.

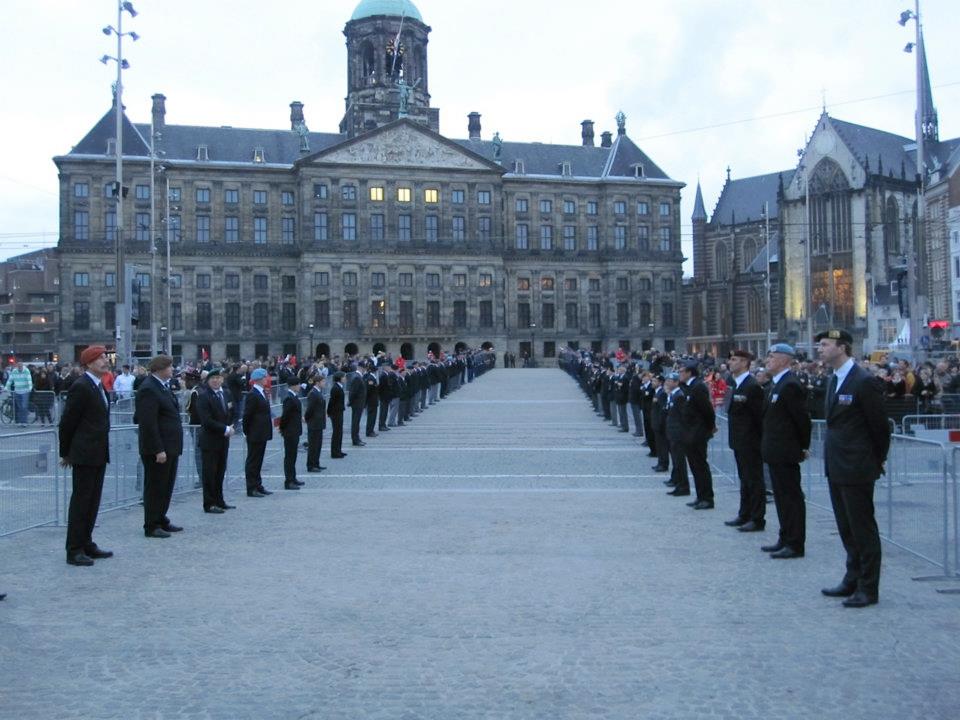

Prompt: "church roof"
[744,238,778,274]
[711,169,794,226]
[350,0,422,22]
[691,182,707,221]
[828,117,915,178]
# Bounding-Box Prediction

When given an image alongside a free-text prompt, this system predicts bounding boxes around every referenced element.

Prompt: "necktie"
[827,373,838,414]
[217,390,226,411]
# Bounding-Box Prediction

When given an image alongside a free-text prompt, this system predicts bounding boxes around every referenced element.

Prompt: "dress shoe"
[0,593,5,601]
[85,546,113,559]
[737,521,765,532]
[653,466,669,473]
[218,504,236,510]
[770,547,804,559]
[761,542,784,553]
[284,482,301,490]
[332,453,348,459]
[664,479,677,486]
[821,583,857,598]
[396,422,404,426]
[257,487,273,496]
[693,500,715,510]
[685,499,699,506]
[162,524,184,533]
[145,528,171,539]
[647,452,657,458]
[204,506,225,514]
[352,441,366,447]
[66,552,94,566]
[295,480,305,486]
[366,432,378,437]
[641,440,650,446]
[724,517,748,527]
[307,467,322,472]
[667,488,690,496]
[247,490,266,498]
[842,591,878,608]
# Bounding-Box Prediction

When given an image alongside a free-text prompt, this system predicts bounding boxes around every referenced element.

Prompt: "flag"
[201,347,209,361]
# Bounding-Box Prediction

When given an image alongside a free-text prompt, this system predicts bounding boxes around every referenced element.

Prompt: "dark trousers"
[330,412,344,456]
[400,398,410,421]
[201,446,228,509]
[617,402,629,431]
[768,462,805,551]
[142,454,179,532]
[283,433,299,484]
[350,405,363,444]
[245,440,266,491]
[655,427,669,467]
[306,425,323,468]
[65,464,106,553]
[642,405,655,443]
[378,399,390,429]
[630,402,643,435]
[734,448,766,523]
[686,438,714,502]
[365,403,378,436]
[667,436,689,491]
[829,481,881,596]
[602,397,611,420]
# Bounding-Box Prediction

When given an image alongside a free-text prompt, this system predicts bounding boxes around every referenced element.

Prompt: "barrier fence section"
[0,428,60,536]
[713,414,955,578]
[0,390,60,427]
[902,414,960,437]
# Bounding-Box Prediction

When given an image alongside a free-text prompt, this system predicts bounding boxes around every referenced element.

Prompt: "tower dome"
[350,0,423,22]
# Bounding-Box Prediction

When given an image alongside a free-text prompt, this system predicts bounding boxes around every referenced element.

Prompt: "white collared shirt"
[85,370,103,388]
[734,371,750,388]
[253,384,266,397]
[832,357,855,393]
[772,368,790,385]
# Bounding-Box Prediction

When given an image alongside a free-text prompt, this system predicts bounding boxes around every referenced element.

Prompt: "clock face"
[815,132,835,155]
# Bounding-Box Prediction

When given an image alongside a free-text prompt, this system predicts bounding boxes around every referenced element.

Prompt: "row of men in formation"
[57,344,494,567]
[562,329,892,609]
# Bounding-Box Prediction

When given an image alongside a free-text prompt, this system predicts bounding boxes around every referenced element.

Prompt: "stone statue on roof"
[492,132,502,162]
[294,120,310,152]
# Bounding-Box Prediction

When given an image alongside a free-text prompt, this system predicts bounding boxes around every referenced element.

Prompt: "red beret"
[79,345,107,366]
[729,349,754,361]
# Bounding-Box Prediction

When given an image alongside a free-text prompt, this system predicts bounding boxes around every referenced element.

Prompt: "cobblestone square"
[1,369,958,719]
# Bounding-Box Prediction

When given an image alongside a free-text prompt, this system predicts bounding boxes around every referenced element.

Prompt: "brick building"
[0,249,60,363]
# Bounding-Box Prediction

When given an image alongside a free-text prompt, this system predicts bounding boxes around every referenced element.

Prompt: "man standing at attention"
[242,368,274,498]
[195,368,235,514]
[724,350,766,533]
[279,383,304,490]
[304,375,327,472]
[817,329,891,608]
[760,343,811,559]
[328,371,347,459]
[59,345,112,566]
[679,359,716,510]
[136,355,184,539]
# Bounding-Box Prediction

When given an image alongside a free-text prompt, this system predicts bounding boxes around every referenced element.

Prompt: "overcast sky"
[2,0,958,271]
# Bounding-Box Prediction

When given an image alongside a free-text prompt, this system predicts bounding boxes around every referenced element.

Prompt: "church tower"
[341,0,439,137]
[691,180,708,282]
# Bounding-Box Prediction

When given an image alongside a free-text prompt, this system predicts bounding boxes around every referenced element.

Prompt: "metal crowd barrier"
[0,428,61,536]
[902,414,960,437]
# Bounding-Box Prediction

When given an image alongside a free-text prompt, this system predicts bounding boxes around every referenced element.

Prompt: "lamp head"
[904,42,915,53]
[122,2,138,17]
[898,10,913,26]
[100,55,110,64]
[129,31,140,41]
[120,59,130,69]
[102,26,112,35]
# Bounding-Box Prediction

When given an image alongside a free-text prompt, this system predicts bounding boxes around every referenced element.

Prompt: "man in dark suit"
[377,365,393,432]
[242,368,274,497]
[817,329,891,608]
[136,355,185,538]
[760,343,812,559]
[59,345,112,566]
[628,368,644,438]
[278,384,303,489]
[641,372,658,454]
[364,364,380,438]
[724,350,766,532]
[195,368,235,513]
[651,375,670,473]
[328,371,347,458]
[346,364,367,446]
[664,373,691,497]
[304,376,327,471]
[679,359,716,509]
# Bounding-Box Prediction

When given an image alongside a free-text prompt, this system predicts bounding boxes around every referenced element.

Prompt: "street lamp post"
[308,323,315,359]
[101,1,139,367]
[529,322,536,367]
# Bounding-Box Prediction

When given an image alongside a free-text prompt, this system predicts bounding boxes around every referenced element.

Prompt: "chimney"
[600,131,613,148]
[468,112,482,140]
[581,120,595,147]
[290,101,305,130]
[151,93,166,134]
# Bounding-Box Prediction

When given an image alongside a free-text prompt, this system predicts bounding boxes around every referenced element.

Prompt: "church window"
[714,242,729,279]
[424,188,439,204]
[884,197,901,257]
[369,186,384,202]
[397,187,412,203]
[341,184,357,202]
[742,238,757,272]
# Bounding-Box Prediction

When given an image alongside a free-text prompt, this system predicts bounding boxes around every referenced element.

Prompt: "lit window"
[424,189,439,203]
[397,187,411,202]
[369,186,384,202]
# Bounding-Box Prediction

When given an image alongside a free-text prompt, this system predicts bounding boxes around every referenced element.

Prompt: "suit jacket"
[242,387,274,444]
[823,362,891,484]
[651,387,668,432]
[665,389,687,441]
[680,377,715,447]
[364,371,379,407]
[346,372,366,408]
[195,386,233,452]
[135,375,184,458]
[760,370,811,465]
[279,390,303,438]
[726,374,764,451]
[628,374,644,404]
[327,383,346,418]
[58,373,111,466]
[303,387,327,430]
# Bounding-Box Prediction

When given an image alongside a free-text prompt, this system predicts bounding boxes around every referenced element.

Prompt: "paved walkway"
[1,369,958,719]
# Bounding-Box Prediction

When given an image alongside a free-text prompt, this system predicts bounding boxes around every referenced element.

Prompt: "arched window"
[691,297,704,336]
[809,157,854,327]
[746,291,762,333]
[884,196,901,258]
[741,238,756,272]
[714,241,729,280]
[361,41,376,79]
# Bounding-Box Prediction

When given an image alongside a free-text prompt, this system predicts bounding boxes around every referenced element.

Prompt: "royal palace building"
[54,0,685,364]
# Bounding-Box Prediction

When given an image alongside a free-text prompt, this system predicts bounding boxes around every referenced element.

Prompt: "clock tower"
[341,0,439,137]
